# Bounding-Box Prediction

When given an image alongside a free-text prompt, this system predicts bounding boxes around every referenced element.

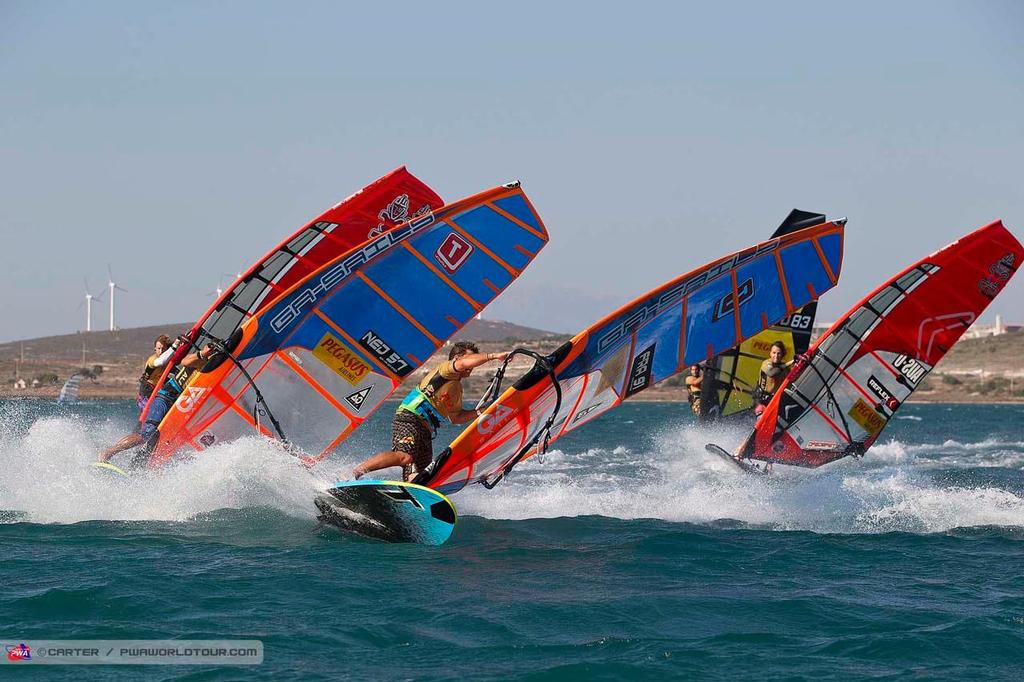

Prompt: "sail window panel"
[258,251,293,283]
[817,329,859,368]
[469,438,522,483]
[843,308,877,339]
[286,228,321,255]
[866,286,902,316]
[187,394,227,433]
[231,278,271,313]
[895,269,926,292]
[237,355,350,455]
[287,347,394,419]
[204,305,247,343]
[197,409,259,450]
[791,366,828,406]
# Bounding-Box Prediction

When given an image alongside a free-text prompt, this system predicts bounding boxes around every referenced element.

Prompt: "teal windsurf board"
[314,480,457,545]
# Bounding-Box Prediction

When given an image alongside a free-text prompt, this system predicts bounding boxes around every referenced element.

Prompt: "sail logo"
[314,333,372,385]
[572,402,603,424]
[847,398,886,436]
[624,345,655,398]
[978,252,1016,299]
[270,211,436,333]
[891,354,927,386]
[369,195,433,238]
[477,404,514,435]
[866,375,899,411]
[176,386,209,414]
[435,233,474,274]
[359,330,412,377]
[6,643,31,661]
[778,313,813,330]
[711,278,754,322]
[345,386,372,411]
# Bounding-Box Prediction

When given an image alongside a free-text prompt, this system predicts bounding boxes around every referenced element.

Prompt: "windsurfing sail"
[148,181,549,467]
[422,219,846,494]
[140,166,443,424]
[57,374,82,404]
[738,220,1022,467]
[700,209,825,421]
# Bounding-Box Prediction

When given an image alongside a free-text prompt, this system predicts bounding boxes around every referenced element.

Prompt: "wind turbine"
[107,265,127,331]
[79,278,105,332]
[207,273,236,300]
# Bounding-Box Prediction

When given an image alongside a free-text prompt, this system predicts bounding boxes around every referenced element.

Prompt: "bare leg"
[353,450,412,479]
[98,433,144,463]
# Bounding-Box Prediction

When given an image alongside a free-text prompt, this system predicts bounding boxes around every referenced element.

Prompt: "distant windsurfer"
[352,341,509,482]
[98,338,215,466]
[753,341,792,416]
[137,334,172,413]
[684,365,703,416]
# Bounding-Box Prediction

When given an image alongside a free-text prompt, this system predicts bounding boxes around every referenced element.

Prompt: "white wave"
[0,412,325,524]
[455,423,1024,534]
[3,402,1023,535]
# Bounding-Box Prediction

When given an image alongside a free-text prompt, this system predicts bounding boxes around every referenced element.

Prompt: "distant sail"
[700,209,827,422]
[149,182,549,466]
[422,219,846,494]
[58,375,82,404]
[140,166,443,424]
[738,221,1022,467]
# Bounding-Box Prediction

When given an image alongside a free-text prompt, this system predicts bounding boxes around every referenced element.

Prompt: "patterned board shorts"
[392,414,433,481]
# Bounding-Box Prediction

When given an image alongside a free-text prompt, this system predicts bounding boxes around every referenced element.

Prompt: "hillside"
[2,323,1021,403]
[0,320,568,399]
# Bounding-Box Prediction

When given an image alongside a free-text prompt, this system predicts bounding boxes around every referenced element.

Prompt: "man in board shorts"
[353,341,509,482]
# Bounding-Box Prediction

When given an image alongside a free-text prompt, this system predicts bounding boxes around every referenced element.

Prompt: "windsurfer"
[753,341,792,416]
[684,365,703,416]
[137,335,173,412]
[352,341,509,482]
[98,339,215,465]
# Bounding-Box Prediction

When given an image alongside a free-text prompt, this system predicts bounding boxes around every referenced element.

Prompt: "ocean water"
[2,399,1023,680]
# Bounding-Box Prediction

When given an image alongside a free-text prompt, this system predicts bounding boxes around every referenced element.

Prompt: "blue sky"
[1,1,1022,342]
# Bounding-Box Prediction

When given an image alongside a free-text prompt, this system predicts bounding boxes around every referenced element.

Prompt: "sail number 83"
[780,314,813,330]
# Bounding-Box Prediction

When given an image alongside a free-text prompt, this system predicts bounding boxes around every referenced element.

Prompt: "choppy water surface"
[2,399,1023,680]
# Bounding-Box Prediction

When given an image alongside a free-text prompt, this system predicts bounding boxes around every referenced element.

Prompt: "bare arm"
[449,408,480,425]
[452,351,509,373]
[448,351,509,423]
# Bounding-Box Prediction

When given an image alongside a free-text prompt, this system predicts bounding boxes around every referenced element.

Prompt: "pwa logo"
[477,404,514,435]
[435,233,474,274]
[175,386,209,414]
[6,643,31,661]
